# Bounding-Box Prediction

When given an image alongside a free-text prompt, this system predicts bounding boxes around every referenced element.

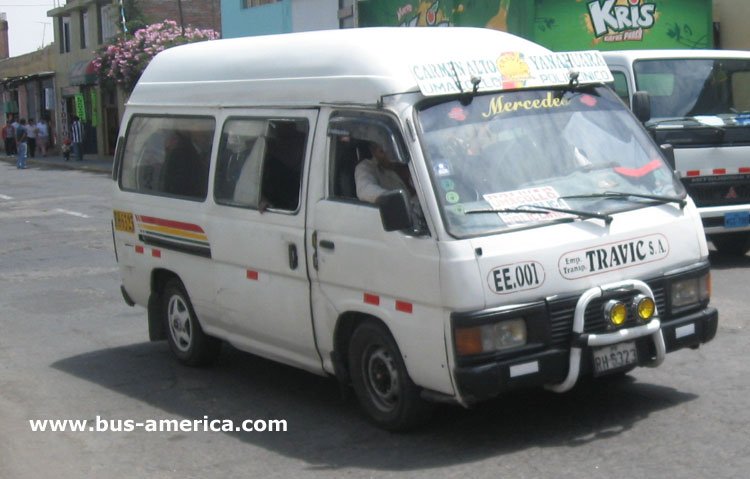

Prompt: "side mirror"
[377,189,413,232]
[660,143,675,170]
[632,91,651,123]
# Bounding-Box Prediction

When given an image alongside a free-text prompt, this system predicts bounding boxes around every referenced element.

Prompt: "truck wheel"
[348,321,432,431]
[710,233,750,256]
[163,278,221,366]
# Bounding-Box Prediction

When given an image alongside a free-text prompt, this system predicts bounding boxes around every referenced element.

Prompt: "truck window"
[610,71,630,106]
[119,115,214,201]
[214,118,308,212]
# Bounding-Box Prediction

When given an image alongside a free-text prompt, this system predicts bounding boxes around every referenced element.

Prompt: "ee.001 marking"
[488,261,545,295]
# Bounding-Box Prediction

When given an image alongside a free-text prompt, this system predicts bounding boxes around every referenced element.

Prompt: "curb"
[1,154,113,174]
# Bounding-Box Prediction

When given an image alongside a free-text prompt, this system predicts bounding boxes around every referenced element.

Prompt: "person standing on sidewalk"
[16,118,28,169]
[36,118,50,157]
[2,116,16,155]
[26,118,37,158]
[70,116,84,162]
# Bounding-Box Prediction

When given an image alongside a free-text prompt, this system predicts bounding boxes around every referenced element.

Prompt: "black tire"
[163,278,221,366]
[348,321,432,431]
[710,233,750,256]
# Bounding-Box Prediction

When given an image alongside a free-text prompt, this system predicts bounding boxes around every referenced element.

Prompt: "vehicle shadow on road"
[708,249,750,270]
[52,342,697,471]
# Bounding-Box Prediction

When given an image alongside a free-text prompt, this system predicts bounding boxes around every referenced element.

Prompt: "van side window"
[119,115,214,201]
[328,115,409,202]
[214,118,308,212]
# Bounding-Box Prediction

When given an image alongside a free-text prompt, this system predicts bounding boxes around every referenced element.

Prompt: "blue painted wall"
[221,0,292,39]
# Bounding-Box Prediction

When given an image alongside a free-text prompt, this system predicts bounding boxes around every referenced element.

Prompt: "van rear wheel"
[348,321,432,431]
[163,278,221,366]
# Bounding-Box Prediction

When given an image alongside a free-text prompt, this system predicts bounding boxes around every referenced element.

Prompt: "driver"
[355,142,414,203]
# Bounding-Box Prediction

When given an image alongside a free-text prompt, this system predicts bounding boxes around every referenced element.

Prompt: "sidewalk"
[1,151,113,174]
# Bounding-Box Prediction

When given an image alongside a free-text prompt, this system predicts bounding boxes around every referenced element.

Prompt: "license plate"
[724,211,750,229]
[592,341,637,376]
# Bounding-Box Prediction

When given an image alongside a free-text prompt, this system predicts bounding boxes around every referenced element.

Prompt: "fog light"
[604,300,627,327]
[632,294,655,322]
[455,319,527,356]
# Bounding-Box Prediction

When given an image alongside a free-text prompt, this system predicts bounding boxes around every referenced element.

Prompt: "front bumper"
[454,300,718,406]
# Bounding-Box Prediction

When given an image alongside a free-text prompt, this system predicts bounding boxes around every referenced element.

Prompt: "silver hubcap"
[167,295,192,352]
[365,346,400,412]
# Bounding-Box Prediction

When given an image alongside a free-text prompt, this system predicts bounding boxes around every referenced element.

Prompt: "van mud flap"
[545,280,666,393]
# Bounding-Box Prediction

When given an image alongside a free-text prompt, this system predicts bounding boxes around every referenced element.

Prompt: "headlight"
[455,319,527,356]
[671,272,711,309]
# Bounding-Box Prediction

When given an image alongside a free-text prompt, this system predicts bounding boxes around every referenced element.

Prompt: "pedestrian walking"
[36,118,50,157]
[16,118,28,169]
[26,118,37,158]
[70,116,84,162]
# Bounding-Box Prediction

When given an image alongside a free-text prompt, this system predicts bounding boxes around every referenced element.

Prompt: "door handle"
[319,239,335,251]
[288,243,298,270]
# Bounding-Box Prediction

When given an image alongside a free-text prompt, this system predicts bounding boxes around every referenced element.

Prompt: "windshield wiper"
[561,191,686,209]
[465,208,553,216]
[647,117,725,133]
[465,205,613,225]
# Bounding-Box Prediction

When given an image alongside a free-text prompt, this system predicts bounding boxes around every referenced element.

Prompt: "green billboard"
[357,0,714,50]
[533,0,713,50]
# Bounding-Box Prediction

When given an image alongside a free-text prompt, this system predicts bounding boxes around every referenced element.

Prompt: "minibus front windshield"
[417,86,685,238]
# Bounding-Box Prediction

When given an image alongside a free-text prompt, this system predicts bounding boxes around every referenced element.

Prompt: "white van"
[603,50,750,256]
[112,28,718,430]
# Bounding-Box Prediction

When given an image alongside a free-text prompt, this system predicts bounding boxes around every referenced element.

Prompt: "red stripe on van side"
[713,168,727,175]
[686,170,700,177]
[137,215,205,234]
[740,167,750,174]
[135,245,144,254]
[246,270,259,280]
[395,300,413,314]
[151,249,161,258]
[364,293,380,306]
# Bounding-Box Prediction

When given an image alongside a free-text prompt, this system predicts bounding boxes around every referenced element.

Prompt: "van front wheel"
[163,278,221,366]
[348,321,431,431]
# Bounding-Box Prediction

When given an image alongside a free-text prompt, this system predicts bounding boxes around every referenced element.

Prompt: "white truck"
[604,49,750,256]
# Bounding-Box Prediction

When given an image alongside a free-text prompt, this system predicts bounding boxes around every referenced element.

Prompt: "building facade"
[45,0,221,157]
[221,0,340,39]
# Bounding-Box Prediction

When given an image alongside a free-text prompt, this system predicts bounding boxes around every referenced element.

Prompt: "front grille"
[548,280,666,347]
[682,175,750,207]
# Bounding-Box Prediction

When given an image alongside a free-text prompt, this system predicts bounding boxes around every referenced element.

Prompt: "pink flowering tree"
[93,20,219,94]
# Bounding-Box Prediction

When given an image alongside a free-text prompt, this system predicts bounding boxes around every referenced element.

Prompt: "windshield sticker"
[614,159,662,178]
[448,107,467,121]
[579,94,598,107]
[481,91,570,118]
[483,186,572,225]
[559,234,669,280]
[411,50,613,96]
[488,260,546,295]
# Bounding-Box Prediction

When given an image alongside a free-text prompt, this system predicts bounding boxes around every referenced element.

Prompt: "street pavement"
[1,151,113,174]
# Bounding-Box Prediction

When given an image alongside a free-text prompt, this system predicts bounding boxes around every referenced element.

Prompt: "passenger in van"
[162,130,211,199]
[260,123,305,211]
[354,142,414,203]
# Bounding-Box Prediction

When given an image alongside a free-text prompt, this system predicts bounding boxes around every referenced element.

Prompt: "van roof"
[602,49,750,65]
[128,27,549,108]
